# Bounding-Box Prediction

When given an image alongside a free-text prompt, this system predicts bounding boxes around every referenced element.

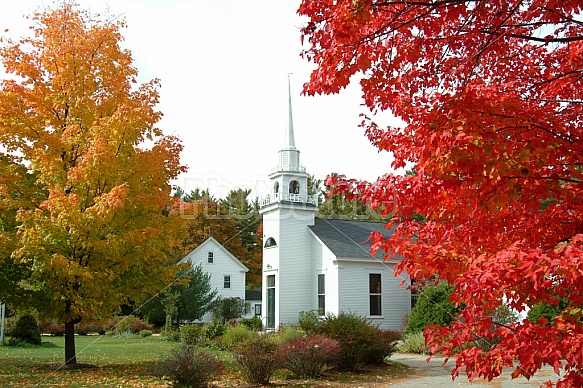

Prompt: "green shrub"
[365,329,402,364]
[180,324,204,345]
[298,310,321,334]
[205,336,228,351]
[278,334,341,378]
[222,325,258,350]
[405,282,460,335]
[153,345,223,388]
[239,315,262,331]
[10,314,41,345]
[315,312,378,371]
[165,329,181,342]
[140,329,153,338]
[272,325,305,345]
[398,331,428,354]
[203,320,226,340]
[234,336,282,385]
[7,337,39,347]
[212,297,246,323]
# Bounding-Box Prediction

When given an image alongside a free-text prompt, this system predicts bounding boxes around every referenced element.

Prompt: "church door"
[267,275,275,328]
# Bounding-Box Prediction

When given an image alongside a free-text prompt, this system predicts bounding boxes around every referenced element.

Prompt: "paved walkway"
[388,354,561,387]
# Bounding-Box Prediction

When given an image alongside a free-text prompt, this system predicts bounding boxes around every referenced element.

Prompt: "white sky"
[1,0,400,199]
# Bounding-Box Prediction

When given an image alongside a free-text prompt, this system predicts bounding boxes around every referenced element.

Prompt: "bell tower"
[260,78,317,329]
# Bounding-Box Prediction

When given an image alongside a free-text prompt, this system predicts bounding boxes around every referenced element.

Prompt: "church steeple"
[260,78,317,210]
[276,76,301,172]
[285,76,296,149]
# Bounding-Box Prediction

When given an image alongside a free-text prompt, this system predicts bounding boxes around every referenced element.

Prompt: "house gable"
[179,236,249,273]
[178,236,249,322]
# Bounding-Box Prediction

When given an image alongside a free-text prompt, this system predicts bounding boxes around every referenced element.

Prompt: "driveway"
[388,354,561,387]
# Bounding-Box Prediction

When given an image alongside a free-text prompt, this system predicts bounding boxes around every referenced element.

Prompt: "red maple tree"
[299,1,583,386]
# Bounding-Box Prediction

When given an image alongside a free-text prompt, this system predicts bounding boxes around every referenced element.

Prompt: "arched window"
[274,182,280,194]
[264,237,277,248]
[289,180,299,194]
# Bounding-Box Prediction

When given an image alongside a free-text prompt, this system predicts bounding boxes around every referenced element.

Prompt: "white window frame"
[369,273,382,317]
[317,273,325,316]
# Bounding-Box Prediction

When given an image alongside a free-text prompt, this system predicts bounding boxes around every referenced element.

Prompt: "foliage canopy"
[0,4,184,364]
[300,0,583,385]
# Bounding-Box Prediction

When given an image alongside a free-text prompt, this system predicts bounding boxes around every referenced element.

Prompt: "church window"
[264,237,277,248]
[224,275,231,289]
[274,182,279,194]
[207,252,214,263]
[317,274,325,316]
[369,273,382,316]
[289,180,299,194]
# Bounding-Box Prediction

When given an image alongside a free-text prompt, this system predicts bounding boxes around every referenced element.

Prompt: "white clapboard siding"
[337,260,410,331]
[178,237,248,322]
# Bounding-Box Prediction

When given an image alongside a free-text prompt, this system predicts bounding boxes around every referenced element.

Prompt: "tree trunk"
[64,320,77,365]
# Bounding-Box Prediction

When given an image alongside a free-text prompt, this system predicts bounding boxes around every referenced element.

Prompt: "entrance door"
[267,275,275,329]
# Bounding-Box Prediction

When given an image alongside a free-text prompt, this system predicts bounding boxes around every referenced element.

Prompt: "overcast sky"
[1,0,400,199]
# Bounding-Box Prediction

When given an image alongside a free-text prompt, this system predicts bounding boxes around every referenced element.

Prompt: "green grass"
[1,335,410,387]
[1,335,181,387]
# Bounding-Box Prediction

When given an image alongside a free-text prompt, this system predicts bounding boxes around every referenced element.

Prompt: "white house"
[260,82,411,331]
[244,290,262,319]
[179,236,249,322]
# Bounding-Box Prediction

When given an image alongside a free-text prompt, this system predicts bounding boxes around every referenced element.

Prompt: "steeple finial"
[285,74,296,149]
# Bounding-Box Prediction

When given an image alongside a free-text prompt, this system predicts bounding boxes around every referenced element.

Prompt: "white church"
[259,83,412,331]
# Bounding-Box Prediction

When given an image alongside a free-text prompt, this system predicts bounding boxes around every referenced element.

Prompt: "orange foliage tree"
[299,1,583,386]
[0,4,185,365]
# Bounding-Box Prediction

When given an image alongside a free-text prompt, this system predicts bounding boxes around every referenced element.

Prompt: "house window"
[317,274,325,316]
[207,252,214,264]
[255,304,262,316]
[224,275,231,289]
[264,237,277,248]
[369,273,382,316]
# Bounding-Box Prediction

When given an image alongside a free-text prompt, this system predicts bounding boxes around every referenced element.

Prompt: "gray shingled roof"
[308,218,396,260]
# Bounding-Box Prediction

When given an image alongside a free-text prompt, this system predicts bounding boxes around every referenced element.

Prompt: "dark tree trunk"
[64,320,77,365]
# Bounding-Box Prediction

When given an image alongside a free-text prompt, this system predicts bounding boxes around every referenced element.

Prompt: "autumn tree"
[220,188,262,288]
[300,1,583,386]
[174,189,262,289]
[220,188,260,251]
[0,5,185,365]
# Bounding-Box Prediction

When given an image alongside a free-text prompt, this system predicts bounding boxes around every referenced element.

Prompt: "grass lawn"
[1,335,411,387]
[1,335,181,387]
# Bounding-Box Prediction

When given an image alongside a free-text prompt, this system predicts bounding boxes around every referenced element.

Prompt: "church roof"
[308,218,397,261]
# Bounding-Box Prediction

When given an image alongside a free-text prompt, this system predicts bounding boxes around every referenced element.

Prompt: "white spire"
[275,75,301,173]
[285,74,296,149]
